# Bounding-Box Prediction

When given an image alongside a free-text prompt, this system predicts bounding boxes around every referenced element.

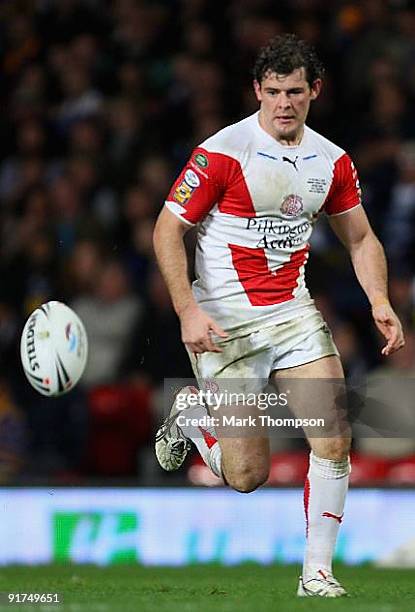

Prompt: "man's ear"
[253,80,262,102]
[310,78,322,101]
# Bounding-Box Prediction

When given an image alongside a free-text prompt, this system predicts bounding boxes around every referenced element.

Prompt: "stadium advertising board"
[0,489,414,566]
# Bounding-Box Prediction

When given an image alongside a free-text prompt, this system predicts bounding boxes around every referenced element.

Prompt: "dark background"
[1,0,415,486]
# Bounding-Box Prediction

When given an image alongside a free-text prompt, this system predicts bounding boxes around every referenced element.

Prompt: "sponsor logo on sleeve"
[194,153,209,168]
[184,169,200,187]
[173,169,201,205]
[173,181,193,204]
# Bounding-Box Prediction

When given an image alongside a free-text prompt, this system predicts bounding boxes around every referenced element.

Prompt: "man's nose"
[275,92,291,108]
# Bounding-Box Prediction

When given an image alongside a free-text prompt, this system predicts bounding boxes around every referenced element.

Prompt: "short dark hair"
[253,33,325,87]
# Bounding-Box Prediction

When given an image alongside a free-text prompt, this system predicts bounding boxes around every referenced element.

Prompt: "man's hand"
[371,302,405,356]
[180,304,228,353]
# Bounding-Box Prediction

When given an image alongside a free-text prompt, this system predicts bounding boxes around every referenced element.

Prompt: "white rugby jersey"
[165,112,361,336]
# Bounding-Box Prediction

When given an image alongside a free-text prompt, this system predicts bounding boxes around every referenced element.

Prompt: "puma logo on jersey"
[282,156,299,171]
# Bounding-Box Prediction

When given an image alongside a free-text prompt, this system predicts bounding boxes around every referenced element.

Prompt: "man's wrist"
[370,294,390,309]
[176,299,198,317]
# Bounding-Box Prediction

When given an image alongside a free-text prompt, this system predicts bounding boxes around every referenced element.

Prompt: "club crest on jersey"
[280,194,304,217]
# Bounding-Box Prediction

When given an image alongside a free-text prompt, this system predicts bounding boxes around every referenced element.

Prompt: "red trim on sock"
[199,427,217,449]
[318,569,327,580]
[304,476,310,538]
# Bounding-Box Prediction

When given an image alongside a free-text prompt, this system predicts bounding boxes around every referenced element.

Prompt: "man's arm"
[153,207,227,353]
[329,206,405,355]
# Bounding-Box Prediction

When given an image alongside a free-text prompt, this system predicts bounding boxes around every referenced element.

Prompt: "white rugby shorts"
[189,307,339,396]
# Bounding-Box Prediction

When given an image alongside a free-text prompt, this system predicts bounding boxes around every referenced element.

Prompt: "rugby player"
[153,34,404,597]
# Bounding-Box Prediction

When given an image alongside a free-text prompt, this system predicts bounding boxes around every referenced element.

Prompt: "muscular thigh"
[271,355,351,458]
[189,333,273,485]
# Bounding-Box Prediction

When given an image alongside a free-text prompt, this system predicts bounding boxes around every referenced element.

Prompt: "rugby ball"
[20,301,88,396]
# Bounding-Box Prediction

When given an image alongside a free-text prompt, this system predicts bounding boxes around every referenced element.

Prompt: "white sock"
[178,403,222,477]
[303,451,350,579]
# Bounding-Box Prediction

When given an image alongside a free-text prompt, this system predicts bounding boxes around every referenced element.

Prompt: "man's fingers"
[204,332,223,353]
[187,336,222,354]
[372,303,405,357]
[387,328,399,345]
[187,341,206,354]
[209,321,228,338]
[382,342,403,356]
[381,330,405,355]
[390,336,405,353]
[182,311,228,353]
[381,342,393,356]
[190,326,227,353]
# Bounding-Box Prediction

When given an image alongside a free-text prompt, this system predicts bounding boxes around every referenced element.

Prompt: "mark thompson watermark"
[177,413,325,430]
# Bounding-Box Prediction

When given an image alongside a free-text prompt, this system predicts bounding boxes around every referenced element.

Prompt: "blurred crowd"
[1,0,415,484]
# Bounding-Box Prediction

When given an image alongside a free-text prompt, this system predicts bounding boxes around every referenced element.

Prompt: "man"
[153,34,404,597]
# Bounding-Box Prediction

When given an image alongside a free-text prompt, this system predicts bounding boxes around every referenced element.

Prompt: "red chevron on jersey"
[229,243,310,306]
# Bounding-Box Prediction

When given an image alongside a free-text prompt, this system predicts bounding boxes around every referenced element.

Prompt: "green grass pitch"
[0,565,413,612]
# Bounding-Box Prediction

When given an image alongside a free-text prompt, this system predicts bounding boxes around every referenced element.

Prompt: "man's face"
[254,68,321,144]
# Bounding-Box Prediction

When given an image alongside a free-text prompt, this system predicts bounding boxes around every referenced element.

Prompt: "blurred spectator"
[138,155,173,202]
[61,238,104,301]
[0,379,27,483]
[3,14,41,77]
[55,65,103,135]
[332,320,368,383]
[18,384,88,479]
[121,268,194,385]
[85,382,152,476]
[106,97,147,187]
[3,231,59,318]
[354,331,415,459]
[384,141,415,275]
[0,302,20,382]
[72,258,143,387]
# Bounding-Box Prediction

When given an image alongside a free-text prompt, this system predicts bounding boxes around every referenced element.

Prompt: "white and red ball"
[20,301,88,396]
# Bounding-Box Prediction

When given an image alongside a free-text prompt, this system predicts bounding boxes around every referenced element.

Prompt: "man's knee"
[225,465,269,493]
[311,437,351,461]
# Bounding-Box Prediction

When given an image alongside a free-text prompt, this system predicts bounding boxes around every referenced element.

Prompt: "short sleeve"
[323,153,362,216]
[165,148,224,225]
